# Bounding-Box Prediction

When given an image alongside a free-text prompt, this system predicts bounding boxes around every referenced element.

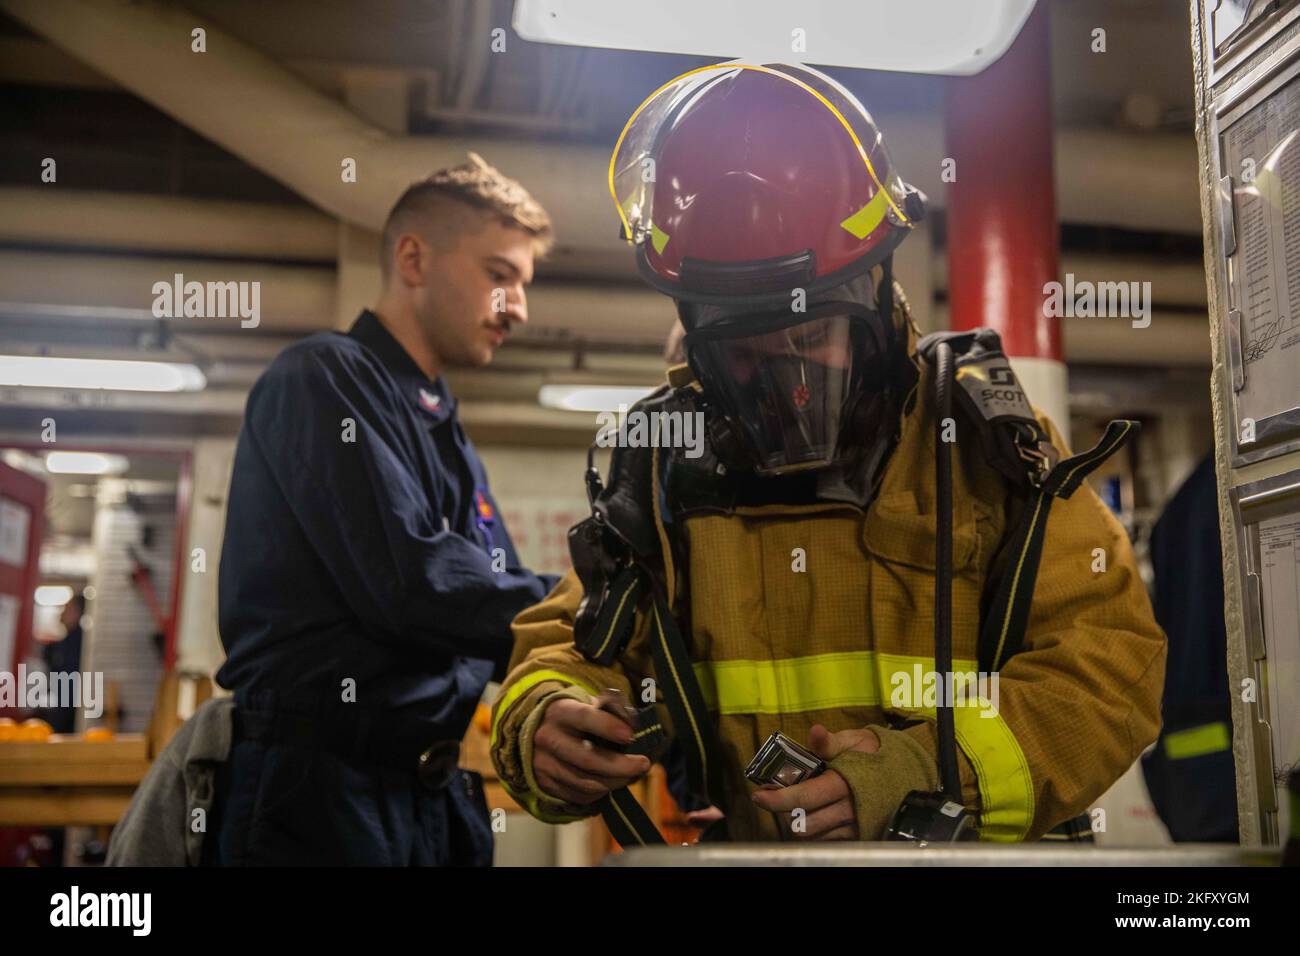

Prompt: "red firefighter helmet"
[610,62,924,307]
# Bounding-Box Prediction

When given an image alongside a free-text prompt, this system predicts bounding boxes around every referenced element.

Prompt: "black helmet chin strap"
[875,254,920,397]
[878,255,895,343]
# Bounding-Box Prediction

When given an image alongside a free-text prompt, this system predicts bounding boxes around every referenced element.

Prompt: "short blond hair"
[381,152,554,277]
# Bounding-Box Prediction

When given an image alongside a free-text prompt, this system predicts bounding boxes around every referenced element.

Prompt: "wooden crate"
[0,734,151,826]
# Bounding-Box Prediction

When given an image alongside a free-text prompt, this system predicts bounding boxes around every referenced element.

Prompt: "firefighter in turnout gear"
[490,63,1166,844]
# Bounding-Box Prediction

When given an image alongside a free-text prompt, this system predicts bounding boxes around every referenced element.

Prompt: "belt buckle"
[417,740,459,791]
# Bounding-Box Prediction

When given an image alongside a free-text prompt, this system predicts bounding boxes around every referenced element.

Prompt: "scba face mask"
[686,307,888,476]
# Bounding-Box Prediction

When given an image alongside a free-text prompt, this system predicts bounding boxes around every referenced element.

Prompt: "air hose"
[932,340,961,802]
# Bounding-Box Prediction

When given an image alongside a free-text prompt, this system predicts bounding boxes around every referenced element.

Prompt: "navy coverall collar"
[348,309,455,426]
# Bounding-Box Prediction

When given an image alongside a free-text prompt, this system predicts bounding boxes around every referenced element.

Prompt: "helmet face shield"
[611,67,729,245]
[686,312,859,475]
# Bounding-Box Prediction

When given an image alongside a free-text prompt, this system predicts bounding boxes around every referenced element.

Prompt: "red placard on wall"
[0,459,46,687]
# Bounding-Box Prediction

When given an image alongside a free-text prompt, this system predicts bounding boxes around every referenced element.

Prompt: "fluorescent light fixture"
[1,449,45,477]
[514,0,1036,75]
[35,585,75,607]
[539,383,656,412]
[44,452,130,476]
[0,355,206,392]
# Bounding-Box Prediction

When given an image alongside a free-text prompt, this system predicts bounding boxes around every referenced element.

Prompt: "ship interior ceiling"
[0,0,1211,453]
[2,0,1292,885]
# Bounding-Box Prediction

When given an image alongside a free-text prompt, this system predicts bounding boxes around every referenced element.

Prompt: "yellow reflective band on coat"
[951,705,1033,841]
[490,668,600,825]
[1163,721,1231,760]
[695,651,886,715]
[693,651,981,715]
[839,187,891,239]
[489,667,598,749]
[692,650,1035,841]
[496,775,588,825]
[875,653,1033,842]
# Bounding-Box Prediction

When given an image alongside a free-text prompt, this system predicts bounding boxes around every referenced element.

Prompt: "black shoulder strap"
[599,787,666,848]
[566,400,726,848]
[592,582,725,849]
[915,330,1139,670]
[569,384,686,662]
[978,418,1138,672]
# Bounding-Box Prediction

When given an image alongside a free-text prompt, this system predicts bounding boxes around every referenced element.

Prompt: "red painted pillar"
[945,1,1069,439]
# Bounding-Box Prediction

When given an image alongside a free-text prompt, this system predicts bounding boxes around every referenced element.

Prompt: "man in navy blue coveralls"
[209,155,558,865]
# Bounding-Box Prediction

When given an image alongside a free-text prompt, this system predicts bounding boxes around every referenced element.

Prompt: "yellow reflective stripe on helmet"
[1164,721,1231,760]
[650,223,671,255]
[489,667,598,749]
[840,187,892,240]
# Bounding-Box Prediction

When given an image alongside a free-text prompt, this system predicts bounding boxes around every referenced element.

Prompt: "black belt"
[232,706,462,792]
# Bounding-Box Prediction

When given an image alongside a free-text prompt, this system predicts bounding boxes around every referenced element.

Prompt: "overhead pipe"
[932,251,1209,309]
[930,306,1211,367]
[0,187,337,262]
[0,250,336,333]
[0,248,676,343]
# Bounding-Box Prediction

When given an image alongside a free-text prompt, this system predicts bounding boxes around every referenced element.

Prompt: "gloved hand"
[826,724,941,840]
[750,724,881,840]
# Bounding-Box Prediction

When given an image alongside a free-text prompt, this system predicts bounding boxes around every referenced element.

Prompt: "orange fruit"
[20,718,52,741]
[472,702,492,735]
[0,718,17,742]
[83,727,114,742]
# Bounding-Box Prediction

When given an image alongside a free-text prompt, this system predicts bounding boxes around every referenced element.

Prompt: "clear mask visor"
[688,313,857,475]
